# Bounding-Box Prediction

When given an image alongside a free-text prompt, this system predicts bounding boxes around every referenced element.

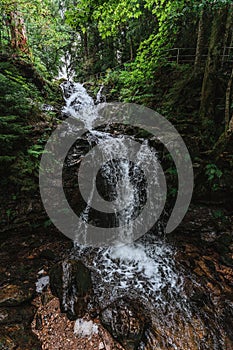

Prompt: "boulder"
[100,297,150,350]
[0,284,34,307]
[0,323,41,350]
[49,259,93,320]
[0,305,36,325]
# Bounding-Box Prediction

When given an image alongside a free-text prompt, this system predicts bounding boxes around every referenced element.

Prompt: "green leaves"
[27,144,45,158]
[0,0,73,77]
[205,163,223,191]
[94,0,143,37]
[205,163,223,181]
[0,68,40,117]
[0,59,54,191]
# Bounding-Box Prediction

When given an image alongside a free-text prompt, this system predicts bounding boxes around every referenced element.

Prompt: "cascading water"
[58,81,227,349]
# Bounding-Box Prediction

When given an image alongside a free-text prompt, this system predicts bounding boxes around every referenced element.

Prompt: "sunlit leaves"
[93,0,143,37]
[0,0,73,76]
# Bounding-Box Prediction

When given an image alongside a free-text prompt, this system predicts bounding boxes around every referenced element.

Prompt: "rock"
[39,249,56,260]
[223,303,233,341]
[0,334,16,350]
[0,305,36,325]
[173,206,219,238]
[32,293,125,350]
[100,297,150,350]
[214,233,233,266]
[0,323,41,350]
[49,259,93,320]
[0,284,34,307]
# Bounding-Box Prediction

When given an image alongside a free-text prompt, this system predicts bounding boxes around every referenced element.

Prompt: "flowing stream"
[58,81,227,349]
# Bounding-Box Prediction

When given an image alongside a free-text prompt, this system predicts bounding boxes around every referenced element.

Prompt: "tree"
[0,0,73,77]
[200,2,231,141]
[0,0,29,55]
[225,64,233,133]
[194,7,205,69]
[7,9,29,54]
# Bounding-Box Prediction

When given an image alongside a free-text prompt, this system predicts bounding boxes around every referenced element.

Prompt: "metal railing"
[163,47,233,65]
[80,46,233,82]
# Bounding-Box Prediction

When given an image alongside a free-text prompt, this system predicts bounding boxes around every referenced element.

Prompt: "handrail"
[81,46,233,82]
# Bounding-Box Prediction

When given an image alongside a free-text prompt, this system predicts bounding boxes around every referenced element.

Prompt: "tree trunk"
[199,5,229,141]
[228,113,233,132]
[194,9,205,69]
[83,31,88,59]
[8,11,29,55]
[225,64,233,133]
[129,36,134,61]
[221,4,233,67]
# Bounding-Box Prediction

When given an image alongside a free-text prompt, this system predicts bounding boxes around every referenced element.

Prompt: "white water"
[62,260,75,314]
[74,319,98,338]
[96,85,105,103]
[36,275,50,293]
[60,81,97,130]
[60,80,178,288]
[60,81,224,349]
[58,53,75,81]
[61,81,183,311]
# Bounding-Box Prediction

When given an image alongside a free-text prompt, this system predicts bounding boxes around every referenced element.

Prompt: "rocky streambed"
[0,205,232,349]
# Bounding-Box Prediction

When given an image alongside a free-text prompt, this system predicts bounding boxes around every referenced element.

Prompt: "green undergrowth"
[0,59,60,193]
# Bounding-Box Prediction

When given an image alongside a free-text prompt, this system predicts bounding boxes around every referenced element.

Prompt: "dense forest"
[0,0,233,349]
[0,0,233,194]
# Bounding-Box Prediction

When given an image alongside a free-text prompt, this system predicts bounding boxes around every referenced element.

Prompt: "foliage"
[0,0,73,77]
[0,65,41,116]
[205,163,223,191]
[92,0,143,38]
[1,0,231,83]
[0,60,54,191]
[212,209,226,220]
[64,0,232,107]
[0,0,232,198]
[0,62,39,180]
[70,0,193,101]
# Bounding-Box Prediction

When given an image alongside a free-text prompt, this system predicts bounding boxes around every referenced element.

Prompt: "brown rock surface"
[32,289,124,350]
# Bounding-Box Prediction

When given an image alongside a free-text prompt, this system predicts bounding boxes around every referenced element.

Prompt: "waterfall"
[96,85,105,103]
[60,81,97,129]
[58,81,226,349]
[60,81,163,246]
[58,53,75,81]
[60,80,178,289]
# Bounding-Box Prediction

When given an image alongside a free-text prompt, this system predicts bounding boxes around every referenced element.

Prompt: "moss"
[0,58,60,193]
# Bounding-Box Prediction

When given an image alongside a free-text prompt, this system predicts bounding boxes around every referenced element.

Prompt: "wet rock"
[49,259,93,320]
[0,323,41,350]
[0,334,16,350]
[214,233,233,266]
[142,315,217,350]
[223,303,233,341]
[39,249,56,260]
[32,292,125,350]
[0,305,36,325]
[173,206,219,238]
[0,284,34,307]
[100,297,150,350]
